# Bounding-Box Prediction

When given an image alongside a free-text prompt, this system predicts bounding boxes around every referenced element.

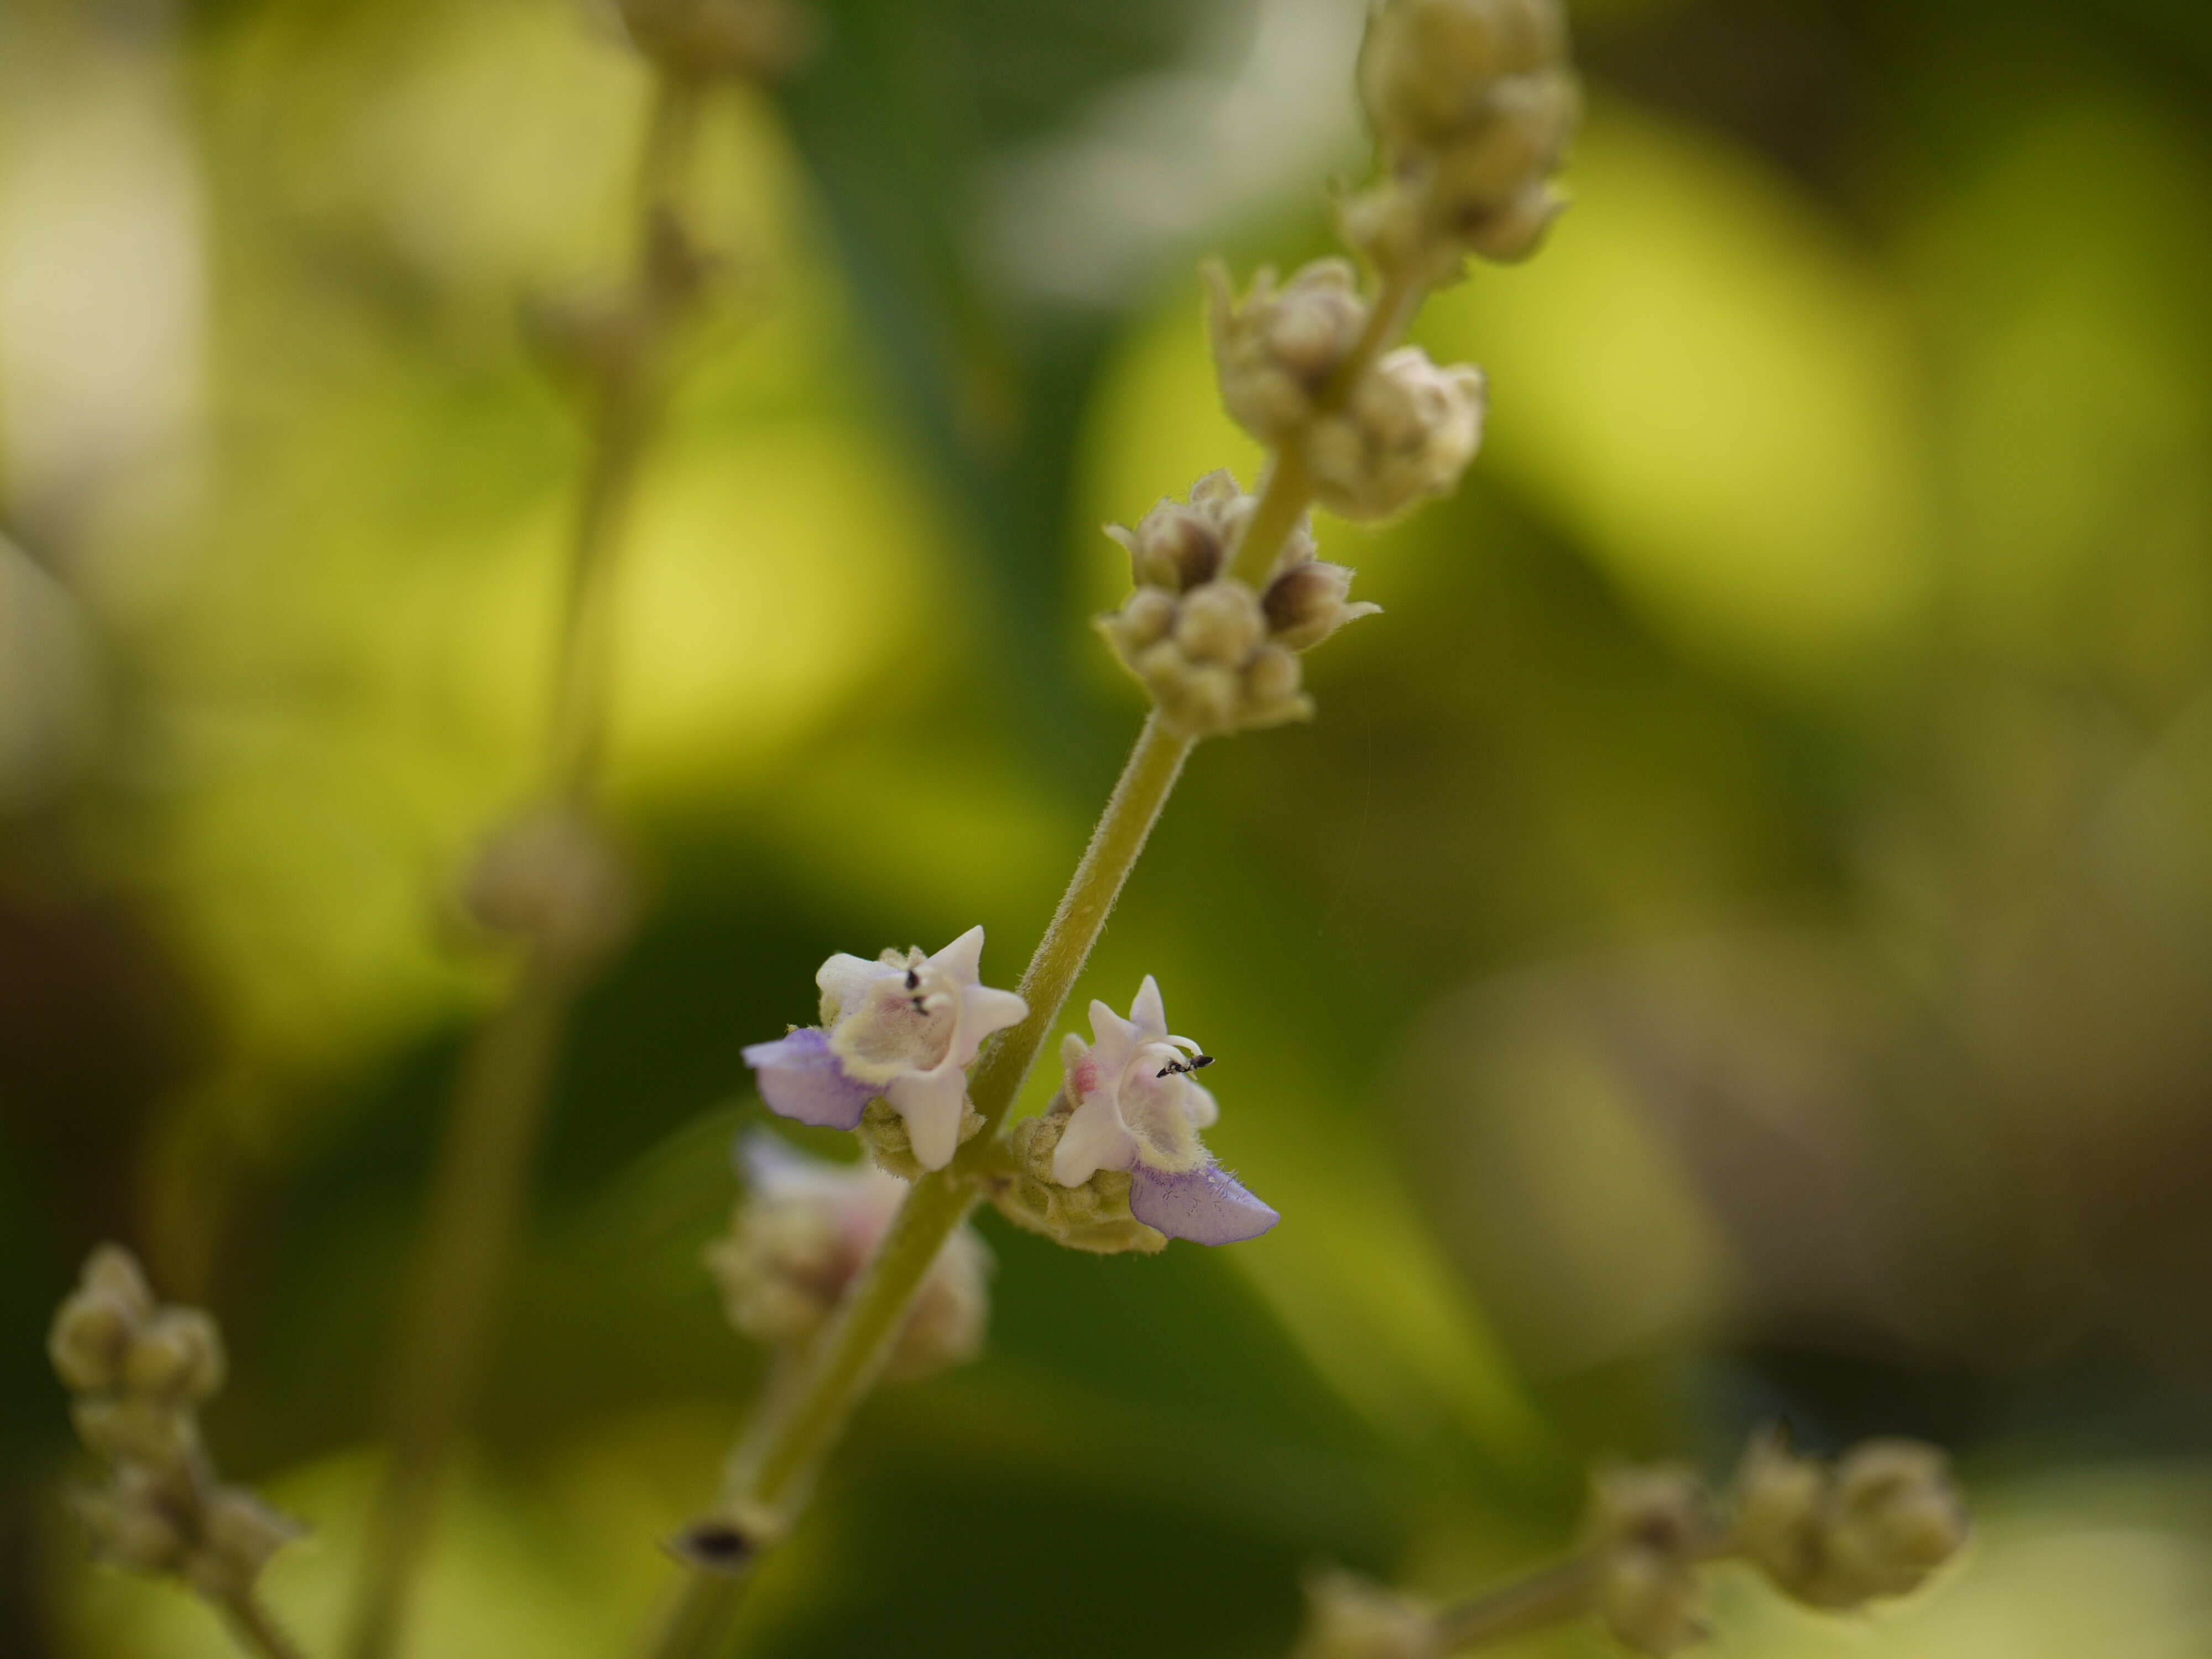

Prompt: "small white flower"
[744,926,1027,1172]
[1050,977,1277,1246]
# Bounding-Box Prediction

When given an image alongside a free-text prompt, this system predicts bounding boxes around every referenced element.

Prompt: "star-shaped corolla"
[742,926,1027,1172]
[1051,975,1278,1245]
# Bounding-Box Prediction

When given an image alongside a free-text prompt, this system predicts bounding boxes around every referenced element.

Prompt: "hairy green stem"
[1432,1556,1597,1652]
[216,1585,310,1659]
[963,712,1193,1134]
[342,71,705,1659]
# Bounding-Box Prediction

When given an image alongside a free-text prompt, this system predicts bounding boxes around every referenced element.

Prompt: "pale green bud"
[1595,1546,1708,1656]
[992,1103,1168,1255]
[1359,0,1569,151]
[1728,1430,1968,1611]
[1308,348,1486,521]
[1105,471,1249,592]
[122,1309,226,1405]
[1174,581,1268,667]
[1207,259,1371,445]
[1588,1467,1712,1656]
[70,1480,185,1577]
[462,806,635,971]
[72,1396,195,1470]
[80,1244,155,1322]
[1263,559,1381,652]
[49,1288,140,1395]
[853,1094,983,1183]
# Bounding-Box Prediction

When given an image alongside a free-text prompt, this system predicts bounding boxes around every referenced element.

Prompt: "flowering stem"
[1226,264,1421,591]
[963,711,1193,1135]
[637,713,1196,1659]
[342,69,705,1659]
[1431,1556,1597,1651]
[215,1585,310,1659]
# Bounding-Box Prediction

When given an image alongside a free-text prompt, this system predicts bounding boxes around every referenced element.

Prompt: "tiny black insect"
[1155,1055,1215,1079]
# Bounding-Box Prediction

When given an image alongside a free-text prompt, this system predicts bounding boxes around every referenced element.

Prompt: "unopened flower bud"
[1208,259,1371,444]
[1595,1546,1707,1656]
[70,1481,185,1576]
[1428,70,1579,208]
[1106,473,1246,592]
[1292,1568,1439,1659]
[122,1309,226,1405]
[1103,581,1314,738]
[72,1397,194,1470]
[50,1288,141,1395]
[992,1104,1169,1256]
[1263,560,1381,651]
[462,806,635,970]
[1174,581,1267,666]
[1351,0,1579,279]
[1359,0,1569,150]
[81,1244,156,1321]
[1588,1468,1713,1657]
[1729,1430,1967,1611]
[1308,348,1486,521]
[1453,179,1566,264]
[1826,1441,1968,1598]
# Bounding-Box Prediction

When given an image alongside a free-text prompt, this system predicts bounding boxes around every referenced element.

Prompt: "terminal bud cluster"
[50,1246,301,1603]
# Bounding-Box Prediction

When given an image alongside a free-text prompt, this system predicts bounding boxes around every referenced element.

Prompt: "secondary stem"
[1432,1556,1597,1652]
[964,712,1193,1135]
[342,70,704,1659]
[217,1586,310,1659]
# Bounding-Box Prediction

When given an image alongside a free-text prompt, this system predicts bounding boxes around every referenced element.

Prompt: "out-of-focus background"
[6,0,2212,1653]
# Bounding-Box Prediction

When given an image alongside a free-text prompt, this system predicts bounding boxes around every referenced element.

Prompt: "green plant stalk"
[217,1585,311,1659]
[1432,1556,1597,1652]
[342,71,703,1659]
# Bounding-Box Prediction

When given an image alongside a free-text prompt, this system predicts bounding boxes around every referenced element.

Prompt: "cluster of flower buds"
[612,0,816,81]
[707,1135,990,1381]
[1290,1568,1440,1659]
[49,1245,300,1601]
[1346,0,1582,284]
[1730,1430,1969,1611]
[1585,1467,1714,1656]
[461,804,637,973]
[1208,267,1489,524]
[1097,471,1378,737]
[743,926,1027,1172]
[993,978,1277,1249]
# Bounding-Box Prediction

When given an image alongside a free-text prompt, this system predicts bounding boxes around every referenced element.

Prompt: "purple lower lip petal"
[742,1027,878,1129]
[1128,1160,1280,1245]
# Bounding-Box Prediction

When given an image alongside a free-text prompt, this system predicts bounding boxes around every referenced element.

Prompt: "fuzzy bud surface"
[1307,348,1486,521]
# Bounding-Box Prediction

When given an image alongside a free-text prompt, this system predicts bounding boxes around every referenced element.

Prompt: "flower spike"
[743,926,1027,1171]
